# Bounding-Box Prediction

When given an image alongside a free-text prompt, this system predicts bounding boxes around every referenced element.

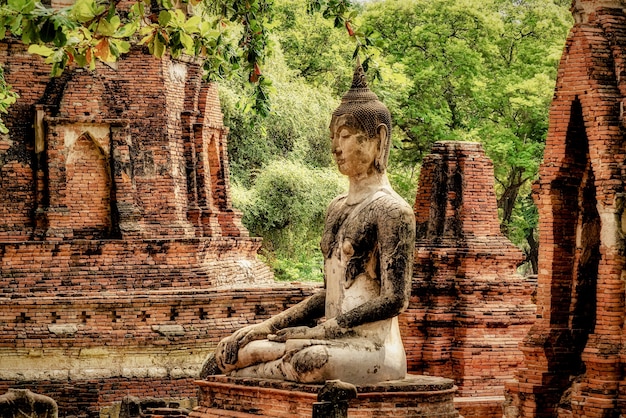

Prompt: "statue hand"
[267,318,343,342]
[268,325,324,342]
[215,322,274,370]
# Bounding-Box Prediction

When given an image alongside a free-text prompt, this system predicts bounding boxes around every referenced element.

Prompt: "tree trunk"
[498,166,525,235]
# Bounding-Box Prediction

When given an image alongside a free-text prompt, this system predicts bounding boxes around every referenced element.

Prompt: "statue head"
[330,62,392,173]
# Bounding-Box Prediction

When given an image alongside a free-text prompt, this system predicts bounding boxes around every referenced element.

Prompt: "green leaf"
[110,38,130,55]
[20,19,38,44]
[158,10,171,27]
[74,52,87,67]
[53,29,67,47]
[183,15,201,33]
[28,43,56,57]
[97,15,120,37]
[152,35,165,58]
[115,21,138,38]
[8,0,34,13]
[71,0,98,23]
[180,31,194,53]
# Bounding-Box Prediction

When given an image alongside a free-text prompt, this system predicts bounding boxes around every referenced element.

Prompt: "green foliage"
[232,160,346,282]
[273,0,354,95]
[221,44,338,186]
[360,0,571,270]
[0,66,17,134]
[222,41,347,281]
[0,0,362,120]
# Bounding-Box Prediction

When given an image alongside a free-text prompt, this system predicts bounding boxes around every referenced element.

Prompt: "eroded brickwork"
[0,285,317,416]
[402,141,535,417]
[1,5,540,417]
[0,30,275,415]
[505,1,626,417]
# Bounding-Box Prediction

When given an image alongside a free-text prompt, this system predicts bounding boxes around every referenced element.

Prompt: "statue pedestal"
[190,375,460,418]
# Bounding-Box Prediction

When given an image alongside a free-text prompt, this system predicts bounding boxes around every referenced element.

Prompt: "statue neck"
[345,171,389,205]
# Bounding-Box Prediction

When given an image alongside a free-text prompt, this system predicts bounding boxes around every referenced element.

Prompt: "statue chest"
[322,198,381,317]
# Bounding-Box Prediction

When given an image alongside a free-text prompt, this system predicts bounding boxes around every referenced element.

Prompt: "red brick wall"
[0,15,534,418]
[406,141,535,403]
[506,4,626,417]
[0,40,246,240]
[0,34,274,417]
[65,133,112,238]
[192,376,459,418]
[0,285,317,416]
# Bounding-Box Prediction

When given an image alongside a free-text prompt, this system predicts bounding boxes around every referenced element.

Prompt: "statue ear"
[375,123,389,172]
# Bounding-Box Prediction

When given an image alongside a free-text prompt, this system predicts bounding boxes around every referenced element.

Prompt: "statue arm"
[265,289,326,331]
[216,289,326,369]
[335,202,415,329]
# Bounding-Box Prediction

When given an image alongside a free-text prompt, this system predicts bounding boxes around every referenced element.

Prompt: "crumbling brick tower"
[505,1,626,416]
[402,141,536,418]
[0,0,280,414]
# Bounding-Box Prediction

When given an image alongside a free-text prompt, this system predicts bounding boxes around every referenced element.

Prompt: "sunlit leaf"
[97,15,120,37]
[116,21,138,38]
[27,43,55,57]
[158,10,171,27]
[71,0,98,23]
[110,38,130,55]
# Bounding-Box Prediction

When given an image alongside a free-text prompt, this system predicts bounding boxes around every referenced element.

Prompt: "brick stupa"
[505,1,626,416]
[403,141,536,418]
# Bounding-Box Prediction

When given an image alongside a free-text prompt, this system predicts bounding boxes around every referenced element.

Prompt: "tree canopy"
[358,0,571,269]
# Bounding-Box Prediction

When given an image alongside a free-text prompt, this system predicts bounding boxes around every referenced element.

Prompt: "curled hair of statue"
[331,59,392,171]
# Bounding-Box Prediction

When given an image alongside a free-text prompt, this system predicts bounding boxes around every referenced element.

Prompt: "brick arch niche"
[65,130,112,239]
[505,4,626,415]
[548,98,600,378]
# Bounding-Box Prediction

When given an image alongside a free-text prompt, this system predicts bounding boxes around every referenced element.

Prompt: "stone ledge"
[192,375,460,418]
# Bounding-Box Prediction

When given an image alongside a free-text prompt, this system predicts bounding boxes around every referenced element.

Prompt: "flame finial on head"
[340,59,380,104]
[351,59,368,89]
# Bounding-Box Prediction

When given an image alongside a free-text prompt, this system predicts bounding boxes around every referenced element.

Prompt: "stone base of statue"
[190,375,460,418]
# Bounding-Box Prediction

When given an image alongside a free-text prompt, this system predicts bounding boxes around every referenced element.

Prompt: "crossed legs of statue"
[222,336,404,384]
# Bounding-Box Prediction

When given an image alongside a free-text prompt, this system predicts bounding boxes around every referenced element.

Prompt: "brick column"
[109,122,143,238]
[35,121,72,240]
[407,141,535,407]
[506,5,626,416]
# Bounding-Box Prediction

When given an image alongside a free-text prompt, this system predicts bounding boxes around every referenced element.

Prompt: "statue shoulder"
[370,189,414,217]
[326,193,348,214]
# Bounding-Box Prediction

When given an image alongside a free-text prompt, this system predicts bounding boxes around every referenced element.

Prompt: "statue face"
[330,114,379,178]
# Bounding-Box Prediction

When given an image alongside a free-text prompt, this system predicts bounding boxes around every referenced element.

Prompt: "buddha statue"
[202,63,415,385]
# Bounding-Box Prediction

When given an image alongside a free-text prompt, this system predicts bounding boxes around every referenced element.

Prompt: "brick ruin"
[0,2,537,417]
[405,141,535,417]
[504,1,626,417]
[0,9,294,414]
[189,140,536,418]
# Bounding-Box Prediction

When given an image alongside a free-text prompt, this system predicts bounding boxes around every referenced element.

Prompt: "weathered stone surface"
[0,388,57,418]
[207,63,416,385]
